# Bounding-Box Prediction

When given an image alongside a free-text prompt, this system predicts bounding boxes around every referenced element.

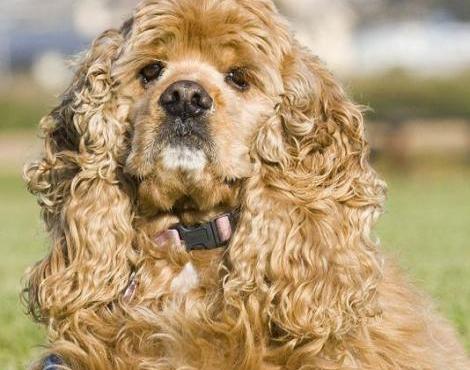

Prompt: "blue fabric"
[43,355,63,370]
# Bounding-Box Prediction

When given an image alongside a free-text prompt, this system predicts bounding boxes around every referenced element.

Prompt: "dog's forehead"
[128,0,287,63]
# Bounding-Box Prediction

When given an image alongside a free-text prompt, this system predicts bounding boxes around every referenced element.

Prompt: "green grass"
[0,173,46,370]
[0,168,469,368]
[376,166,470,345]
[0,98,49,133]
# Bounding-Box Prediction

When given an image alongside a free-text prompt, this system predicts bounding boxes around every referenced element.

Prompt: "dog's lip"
[160,116,211,142]
[172,117,194,137]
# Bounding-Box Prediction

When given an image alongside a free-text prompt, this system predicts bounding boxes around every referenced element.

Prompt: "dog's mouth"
[125,116,216,178]
[156,116,215,172]
[160,115,212,149]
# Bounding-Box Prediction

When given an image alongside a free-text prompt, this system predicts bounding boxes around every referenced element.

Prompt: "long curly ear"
[224,44,387,357]
[24,29,135,323]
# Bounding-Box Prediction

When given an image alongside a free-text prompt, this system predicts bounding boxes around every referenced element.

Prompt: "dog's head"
[25,0,386,352]
[119,0,289,217]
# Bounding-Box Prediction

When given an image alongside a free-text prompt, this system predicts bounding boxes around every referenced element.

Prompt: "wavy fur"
[24,1,469,369]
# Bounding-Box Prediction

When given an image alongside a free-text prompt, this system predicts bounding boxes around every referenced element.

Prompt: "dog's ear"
[224,44,387,357]
[24,28,135,324]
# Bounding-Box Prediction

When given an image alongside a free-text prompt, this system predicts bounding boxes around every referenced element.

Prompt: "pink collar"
[155,212,239,252]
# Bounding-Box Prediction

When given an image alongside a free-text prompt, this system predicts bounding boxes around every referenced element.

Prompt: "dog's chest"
[182,249,224,292]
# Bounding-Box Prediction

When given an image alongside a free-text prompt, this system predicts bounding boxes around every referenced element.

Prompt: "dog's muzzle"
[158,80,214,149]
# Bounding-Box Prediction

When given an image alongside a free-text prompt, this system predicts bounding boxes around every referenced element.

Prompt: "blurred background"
[0,1,469,369]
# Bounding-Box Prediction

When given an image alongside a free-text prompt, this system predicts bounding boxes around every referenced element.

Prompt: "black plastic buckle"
[176,220,222,251]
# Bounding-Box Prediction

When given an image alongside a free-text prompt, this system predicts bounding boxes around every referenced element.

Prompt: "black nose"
[159,80,213,118]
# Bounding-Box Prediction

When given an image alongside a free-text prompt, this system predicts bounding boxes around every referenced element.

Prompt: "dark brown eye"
[139,62,165,85]
[225,68,250,91]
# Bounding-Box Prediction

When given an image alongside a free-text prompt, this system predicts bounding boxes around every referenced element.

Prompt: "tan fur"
[24,0,469,369]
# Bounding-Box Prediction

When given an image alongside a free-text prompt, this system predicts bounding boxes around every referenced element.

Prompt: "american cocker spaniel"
[24,0,469,369]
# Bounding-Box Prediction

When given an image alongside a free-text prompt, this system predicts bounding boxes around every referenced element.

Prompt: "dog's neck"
[135,177,242,248]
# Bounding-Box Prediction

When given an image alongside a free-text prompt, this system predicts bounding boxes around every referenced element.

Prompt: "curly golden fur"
[24,0,469,369]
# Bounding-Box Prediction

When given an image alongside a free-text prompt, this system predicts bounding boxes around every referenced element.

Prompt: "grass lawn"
[0,167,469,369]
[376,165,470,345]
[0,172,46,370]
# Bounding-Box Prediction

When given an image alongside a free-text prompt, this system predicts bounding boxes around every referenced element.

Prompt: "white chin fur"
[161,146,207,171]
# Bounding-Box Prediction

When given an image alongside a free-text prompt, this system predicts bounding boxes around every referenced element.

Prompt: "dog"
[24,0,469,369]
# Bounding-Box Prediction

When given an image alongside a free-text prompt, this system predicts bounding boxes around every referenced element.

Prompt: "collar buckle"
[174,212,238,252]
[176,219,222,251]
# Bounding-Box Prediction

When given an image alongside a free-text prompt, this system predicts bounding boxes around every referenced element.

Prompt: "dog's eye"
[139,62,165,85]
[225,68,250,91]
